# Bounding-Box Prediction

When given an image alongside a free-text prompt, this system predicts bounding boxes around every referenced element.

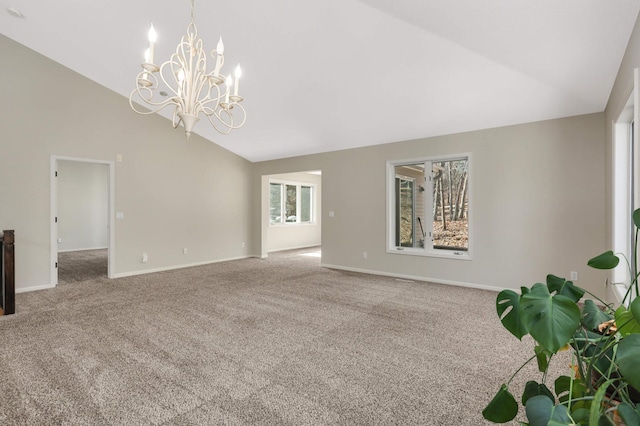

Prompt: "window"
[270,181,315,224]
[387,155,471,259]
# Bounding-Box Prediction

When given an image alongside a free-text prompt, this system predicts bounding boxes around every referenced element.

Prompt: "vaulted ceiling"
[2,0,639,161]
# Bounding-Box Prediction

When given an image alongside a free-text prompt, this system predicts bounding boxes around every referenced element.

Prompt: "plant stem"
[506,354,538,386]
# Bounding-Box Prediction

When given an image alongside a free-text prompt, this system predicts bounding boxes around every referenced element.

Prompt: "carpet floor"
[0,248,560,425]
[58,249,108,284]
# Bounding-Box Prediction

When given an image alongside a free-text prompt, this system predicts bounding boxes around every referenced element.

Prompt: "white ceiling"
[2,0,639,162]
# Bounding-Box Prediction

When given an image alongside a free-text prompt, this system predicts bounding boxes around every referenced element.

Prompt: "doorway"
[260,170,322,258]
[51,156,115,285]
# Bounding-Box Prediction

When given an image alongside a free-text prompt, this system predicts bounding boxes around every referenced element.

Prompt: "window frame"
[386,153,472,260]
[269,179,317,226]
[613,89,637,303]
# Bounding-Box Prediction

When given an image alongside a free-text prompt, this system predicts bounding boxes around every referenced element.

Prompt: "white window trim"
[269,179,317,226]
[386,153,472,260]
[612,73,638,304]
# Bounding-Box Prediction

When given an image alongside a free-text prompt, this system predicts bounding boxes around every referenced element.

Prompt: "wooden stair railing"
[0,230,15,316]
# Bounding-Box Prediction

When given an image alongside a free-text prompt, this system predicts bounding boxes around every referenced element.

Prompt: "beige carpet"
[58,249,108,284]
[0,248,555,425]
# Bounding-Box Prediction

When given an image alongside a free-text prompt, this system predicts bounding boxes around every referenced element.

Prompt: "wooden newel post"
[2,230,15,315]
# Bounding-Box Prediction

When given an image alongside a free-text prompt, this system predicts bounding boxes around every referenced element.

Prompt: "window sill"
[386,247,472,261]
[269,222,316,227]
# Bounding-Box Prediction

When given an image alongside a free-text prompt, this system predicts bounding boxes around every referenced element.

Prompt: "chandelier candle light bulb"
[141,49,151,83]
[214,37,224,77]
[234,65,241,96]
[147,24,157,64]
[129,0,246,138]
[225,75,232,104]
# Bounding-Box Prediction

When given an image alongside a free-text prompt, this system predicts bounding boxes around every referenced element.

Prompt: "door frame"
[50,155,115,285]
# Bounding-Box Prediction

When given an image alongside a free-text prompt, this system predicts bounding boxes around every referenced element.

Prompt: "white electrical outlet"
[242,242,245,248]
[183,248,188,255]
[570,271,578,281]
[142,252,148,263]
[363,251,368,259]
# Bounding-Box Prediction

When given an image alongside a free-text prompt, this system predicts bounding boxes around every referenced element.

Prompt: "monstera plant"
[483,210,640,425]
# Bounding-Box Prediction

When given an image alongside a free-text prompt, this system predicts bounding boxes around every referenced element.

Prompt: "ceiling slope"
[1,0,639,161]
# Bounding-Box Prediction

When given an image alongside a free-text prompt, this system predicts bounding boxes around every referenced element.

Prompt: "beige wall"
[0,34,254,291]
[254,113,608,298]
[57,160,109,252]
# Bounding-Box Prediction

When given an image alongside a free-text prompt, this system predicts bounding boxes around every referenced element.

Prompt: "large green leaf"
[632,296,640,324]
[547,274,585,303]
[497,290,529,340]
[588,251,620,270]
[633,207,640,229]
[581,300,613,331]
[615,305,640,337]
[617,334,640,391]
[519,283,581,353]
[483,384,518,423]
[522,381,554,406]
[534,345,550,373]
[525,395,572,426]
[597,415,617,425]
[617,402,640,426]
[555,375,587,403]
[570,408,590,424]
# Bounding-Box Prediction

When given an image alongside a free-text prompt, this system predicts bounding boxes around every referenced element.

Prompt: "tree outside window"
[270,181,315,225]
[388,155,470,258]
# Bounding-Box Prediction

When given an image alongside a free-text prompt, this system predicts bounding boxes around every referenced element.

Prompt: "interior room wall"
[264,171,322,253]
[253,113,608,299]
[57,160,109,252]
[0,34,254,292]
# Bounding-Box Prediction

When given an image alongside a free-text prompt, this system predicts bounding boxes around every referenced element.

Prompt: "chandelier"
[129,0,246,138]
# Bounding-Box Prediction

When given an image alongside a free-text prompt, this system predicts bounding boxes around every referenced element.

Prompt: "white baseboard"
[112,255,254,278]
[267,244,321,254]
[320,263,502,293]
[14,255,258,292]
[58,247,108,253]
[16,283,56,294]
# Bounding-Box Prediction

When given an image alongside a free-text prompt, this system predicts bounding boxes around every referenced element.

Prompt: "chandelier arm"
[224,104,247,129]
[188,33,213,119]
[204,112,233,135]
[172,108,182,129]
[193,55,211,106]
[130,91,184,116]
[160,59,186,112]
[129,71,183,115]
[204,103,247,131]
[199,86,225,112]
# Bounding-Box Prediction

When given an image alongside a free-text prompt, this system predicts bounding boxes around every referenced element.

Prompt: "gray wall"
[0,34,254,291]
[57,160,109,252]
[254,113,608,299]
